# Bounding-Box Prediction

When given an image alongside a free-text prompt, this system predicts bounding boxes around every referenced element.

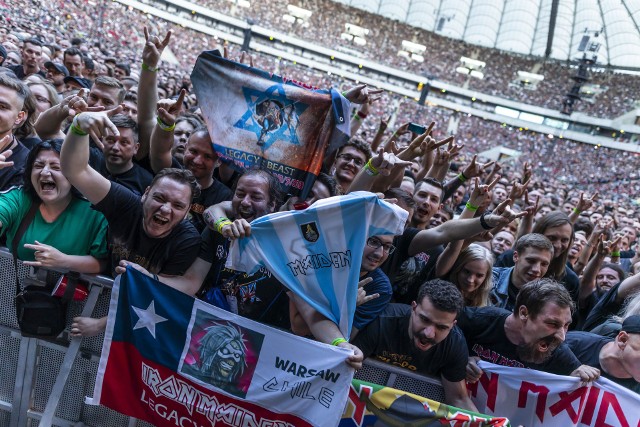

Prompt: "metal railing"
[0,247,444,426]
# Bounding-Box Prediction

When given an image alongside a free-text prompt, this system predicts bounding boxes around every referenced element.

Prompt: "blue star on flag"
[233,83,307,150]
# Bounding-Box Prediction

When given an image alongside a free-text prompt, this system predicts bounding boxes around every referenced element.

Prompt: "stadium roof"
[332,0,640,69]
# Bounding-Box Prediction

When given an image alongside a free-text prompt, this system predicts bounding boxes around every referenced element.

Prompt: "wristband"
[363,159,379,176]
[357,111,368,119]
[611,251,621,257]
[465,202,479,211]
[572,208,581,214]
[214,217,232,234]
[141,62,159,72]
[352,114,361,122]
[70,115,88,136]
[156,116,176,132]
[457,172,467,183]
[479,211,494,230]
[331,337,348,346]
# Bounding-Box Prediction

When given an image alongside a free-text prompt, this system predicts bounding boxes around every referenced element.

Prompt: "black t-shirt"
[8,65,45,79]
[95,182,201,276]
[19,135,41,150]
[381,227,443,304]
[457,306,581,375]
[0,140,29,191]
[94,152,153,196]
[582,282,624,332]
[198,228,290,330]
[188,180,233,233]
[353,303,468,382]
[566,331,640,393]
[135,154,182,176]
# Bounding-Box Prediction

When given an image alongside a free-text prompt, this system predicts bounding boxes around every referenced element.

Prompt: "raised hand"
[73,107,124,150]
[462,155,494,179]
[356,277,377,306]
[575,191,599,213]
[157,89,187,128]
[0,135,13,169]
[342,84,383,104]
[369,148,413,176]
[142,26,172,69]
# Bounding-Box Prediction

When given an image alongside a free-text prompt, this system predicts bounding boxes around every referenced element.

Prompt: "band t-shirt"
[381,227,443,304]
[198,228,290,330]
[353,303,468,382]
[566,331,640,393]
[95,182,201,276]
[187,180,233,233]
[458,306,581,375]
[582,282,624,332]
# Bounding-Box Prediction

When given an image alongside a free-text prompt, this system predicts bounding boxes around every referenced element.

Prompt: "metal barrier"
[0,247,444,426]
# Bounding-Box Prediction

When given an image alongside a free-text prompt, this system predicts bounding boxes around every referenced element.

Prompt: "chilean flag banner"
[87,267,354,427]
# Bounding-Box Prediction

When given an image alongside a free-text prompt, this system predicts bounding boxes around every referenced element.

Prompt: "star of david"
[233,83,308,150]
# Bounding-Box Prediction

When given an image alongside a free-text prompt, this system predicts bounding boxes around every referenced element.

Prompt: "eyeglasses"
[337,154,365,168]
[366,237,396,255]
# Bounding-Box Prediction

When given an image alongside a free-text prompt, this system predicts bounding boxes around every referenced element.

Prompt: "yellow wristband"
[215,217,232,234]
[331,337,348,346]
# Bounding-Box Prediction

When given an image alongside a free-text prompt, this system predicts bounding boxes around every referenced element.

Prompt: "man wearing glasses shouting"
[352,235,397,339]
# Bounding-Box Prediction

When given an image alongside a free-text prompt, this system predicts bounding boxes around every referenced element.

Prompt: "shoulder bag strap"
[13,201,41,297]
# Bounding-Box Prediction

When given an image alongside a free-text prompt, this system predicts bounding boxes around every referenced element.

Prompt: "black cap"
[44,61,69,76]
[621,315,640,334]
[64,76,92,89]
[0,45,6,60]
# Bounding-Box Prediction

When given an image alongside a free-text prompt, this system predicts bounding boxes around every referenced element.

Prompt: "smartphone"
[408,122,426,134]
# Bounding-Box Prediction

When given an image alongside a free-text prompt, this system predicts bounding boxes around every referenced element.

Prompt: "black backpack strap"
[13,201,41,297]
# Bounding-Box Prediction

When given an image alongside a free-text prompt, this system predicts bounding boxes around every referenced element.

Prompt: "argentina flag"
[227,192,408,337]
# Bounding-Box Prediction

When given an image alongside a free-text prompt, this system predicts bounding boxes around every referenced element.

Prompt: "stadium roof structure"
[332,0,640,69]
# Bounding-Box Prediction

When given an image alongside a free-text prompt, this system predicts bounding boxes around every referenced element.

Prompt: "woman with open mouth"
[0,138,108,273]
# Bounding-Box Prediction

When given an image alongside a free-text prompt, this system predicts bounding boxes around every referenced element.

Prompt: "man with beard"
[61,110,202,336]
[460,278,600,383]
[8,38,45,79]
[353,279,478,412]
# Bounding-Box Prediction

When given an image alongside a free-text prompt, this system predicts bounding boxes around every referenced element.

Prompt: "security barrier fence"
[0,248,444,426]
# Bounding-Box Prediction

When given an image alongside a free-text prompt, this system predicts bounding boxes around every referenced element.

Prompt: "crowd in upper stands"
[2,0,640,416]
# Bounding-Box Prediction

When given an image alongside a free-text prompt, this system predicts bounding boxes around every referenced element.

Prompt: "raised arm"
[435,178,492,277]
[34,88,97,139]
[136,27,172,161]
[149,90,186,173]
[60,110,121,205]
[348,149,412,193]
[409,199,525,255]
[569,192,598,224]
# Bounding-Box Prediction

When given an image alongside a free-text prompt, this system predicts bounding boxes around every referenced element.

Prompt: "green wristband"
[611,251,621,257]
[457,173,467,183]
[331,337,348,346]
[141,62,158,72]
[465,202,479,211]
[156,116,176,132]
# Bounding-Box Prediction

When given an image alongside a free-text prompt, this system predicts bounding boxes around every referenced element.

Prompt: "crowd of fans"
[1,0,640,419]
[206,0,640,119]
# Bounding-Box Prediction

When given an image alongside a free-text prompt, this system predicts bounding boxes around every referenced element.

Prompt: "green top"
[0,188,108,261]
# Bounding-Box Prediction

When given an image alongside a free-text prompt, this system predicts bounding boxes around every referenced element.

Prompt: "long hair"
[447,244,494,307]
[533,211,574,280]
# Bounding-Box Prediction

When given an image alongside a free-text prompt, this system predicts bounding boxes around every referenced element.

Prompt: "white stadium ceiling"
[331,0,640,69]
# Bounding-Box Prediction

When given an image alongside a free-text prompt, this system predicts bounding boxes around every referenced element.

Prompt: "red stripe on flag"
[100,342,312,427]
